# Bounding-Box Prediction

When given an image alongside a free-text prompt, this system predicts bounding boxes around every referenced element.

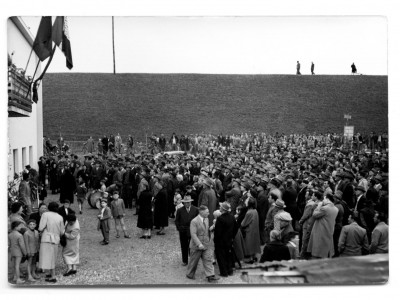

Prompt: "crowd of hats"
[46,133,389,196]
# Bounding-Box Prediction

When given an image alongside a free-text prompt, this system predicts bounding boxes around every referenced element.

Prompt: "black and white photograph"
[2,0,399,295]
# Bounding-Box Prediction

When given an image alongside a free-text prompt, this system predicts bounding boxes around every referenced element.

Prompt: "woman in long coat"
[137,185,153,239]
[49,162,59,194]
[307,196,339,258]
[153,180,169,235]
[241,198,261,263]
[38,201,65,283]
[62,214,80,276]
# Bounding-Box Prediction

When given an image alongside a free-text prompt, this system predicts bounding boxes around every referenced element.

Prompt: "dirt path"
[9,193,244,286]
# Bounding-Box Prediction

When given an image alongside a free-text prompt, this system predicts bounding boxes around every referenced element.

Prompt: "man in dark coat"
[59,168,76,204]
[122,166,135,209]
[339,172,355,209]
[282,179,299,227]
[256,181,269,245]
[260,229,291,262]
[154,180,169,235]
[90,162,106,190]
[225,180,241,216]
[214,202,239,277]
[175,195,199,266]
[57,200,75,223]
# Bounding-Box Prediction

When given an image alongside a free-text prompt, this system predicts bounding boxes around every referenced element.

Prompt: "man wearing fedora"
[175,195,199,266]
[354,185,367,217]
[186,205,219,282]
[214,202,239,277]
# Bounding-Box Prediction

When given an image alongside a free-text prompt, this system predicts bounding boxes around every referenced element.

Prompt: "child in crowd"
[76,181,88,214]
[110,191,130,238]
[97,198,111,245]
[23,219,40,281]
[99,180,107,193]
[8,221,27,284]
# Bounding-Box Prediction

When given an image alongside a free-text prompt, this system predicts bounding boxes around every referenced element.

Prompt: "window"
[13,149,19,175]
[22,147,26,168]
[29,146,33,166]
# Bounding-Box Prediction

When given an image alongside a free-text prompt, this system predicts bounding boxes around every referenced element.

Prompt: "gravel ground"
[8,193,247,286]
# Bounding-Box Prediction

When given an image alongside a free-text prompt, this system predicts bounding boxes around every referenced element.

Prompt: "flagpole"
[34,44,57,84]
[24,48,34,73]
[112,16,116,74]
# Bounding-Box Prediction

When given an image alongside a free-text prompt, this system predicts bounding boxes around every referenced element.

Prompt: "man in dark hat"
[214,202,239,277]
[175,195,199,266]
[339,171,355,209]
[198,177,218,225]
[354,185,367,217]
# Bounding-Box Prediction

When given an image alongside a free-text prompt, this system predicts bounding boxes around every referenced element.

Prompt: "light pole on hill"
[112,16,116,74]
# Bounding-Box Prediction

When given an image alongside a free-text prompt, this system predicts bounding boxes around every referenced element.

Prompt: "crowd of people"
[8,130,389,283]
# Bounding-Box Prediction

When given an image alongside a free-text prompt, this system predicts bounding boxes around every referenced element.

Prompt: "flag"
[52,16,73,69]
[32,17,52,61]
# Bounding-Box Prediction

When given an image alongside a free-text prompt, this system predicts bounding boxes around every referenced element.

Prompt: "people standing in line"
[296,61,301,75]
[186,205,220,282]
[175,195,199,266]
[62,214,80,276]
[311,62,315,75]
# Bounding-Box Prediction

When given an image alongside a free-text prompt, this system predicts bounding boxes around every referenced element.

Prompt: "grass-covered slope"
[43,73,388,140]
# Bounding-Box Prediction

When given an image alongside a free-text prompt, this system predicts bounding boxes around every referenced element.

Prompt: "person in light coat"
[307,193,338,258]
[62,214,80,276]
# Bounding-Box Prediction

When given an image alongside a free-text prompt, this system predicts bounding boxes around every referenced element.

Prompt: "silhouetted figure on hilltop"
[296,61,301,75]
[351,63,357,74]
[311,62,315,75]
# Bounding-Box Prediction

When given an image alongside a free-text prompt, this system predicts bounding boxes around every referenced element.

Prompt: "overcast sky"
[21,16,387,75]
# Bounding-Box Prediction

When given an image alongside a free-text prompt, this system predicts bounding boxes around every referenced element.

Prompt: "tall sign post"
[343,114,354,148]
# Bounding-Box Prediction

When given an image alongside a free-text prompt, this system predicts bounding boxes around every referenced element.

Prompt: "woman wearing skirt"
[62,214,80,276]
[38,201,65,283]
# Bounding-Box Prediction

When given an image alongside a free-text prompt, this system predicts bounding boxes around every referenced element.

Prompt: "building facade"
[7,17,44,181]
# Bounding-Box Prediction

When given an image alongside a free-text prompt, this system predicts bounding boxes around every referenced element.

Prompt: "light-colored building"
[7,17,44,181]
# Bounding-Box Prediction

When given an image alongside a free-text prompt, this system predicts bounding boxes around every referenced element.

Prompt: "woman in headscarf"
[38,201,65,283]
[62,214,80,276]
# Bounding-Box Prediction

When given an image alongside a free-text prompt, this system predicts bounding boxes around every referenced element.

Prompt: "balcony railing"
[8,65,32,117]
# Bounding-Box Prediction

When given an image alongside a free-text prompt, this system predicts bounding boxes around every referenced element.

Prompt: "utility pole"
[112,16,116,74]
